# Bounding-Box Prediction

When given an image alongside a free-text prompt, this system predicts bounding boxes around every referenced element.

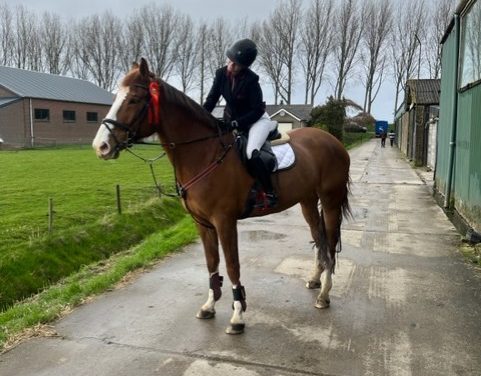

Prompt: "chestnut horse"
[92,58,351,335]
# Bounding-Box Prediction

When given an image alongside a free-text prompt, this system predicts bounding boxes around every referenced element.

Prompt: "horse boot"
[250,149,277,208]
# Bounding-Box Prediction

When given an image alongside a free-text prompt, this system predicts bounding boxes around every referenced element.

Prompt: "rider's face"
[227,59,244,76]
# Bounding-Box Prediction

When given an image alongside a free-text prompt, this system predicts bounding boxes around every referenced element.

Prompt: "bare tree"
[332,0,364,100]
[74,12,122,90]
[40,12,70,75]
[0,2,14,66]
[174,15,197,94]
[299,0,334,105]
[360,0,393,113]
[270,0,302,104]
[69,27,90,81]
[12,5,37,70]
[391,0,427,113]
[195,22,210,103]
[119,10,145,72]
[140,4,179,80]
[253,20,284,104]
[207,18,233,78]
[426,0,454,79]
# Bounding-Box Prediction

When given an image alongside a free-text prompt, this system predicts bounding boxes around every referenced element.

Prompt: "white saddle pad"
[272,143,295,171]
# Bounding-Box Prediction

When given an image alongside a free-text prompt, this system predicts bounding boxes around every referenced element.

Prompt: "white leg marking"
[316,270,332,309]
[230,301,244,325]
[201,289,216,312]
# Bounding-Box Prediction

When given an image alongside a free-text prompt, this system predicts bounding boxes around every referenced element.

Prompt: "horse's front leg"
[215,217,246,335]
[195,224,222,320]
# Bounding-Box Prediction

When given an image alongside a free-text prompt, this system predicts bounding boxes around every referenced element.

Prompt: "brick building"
[0,66,113,147]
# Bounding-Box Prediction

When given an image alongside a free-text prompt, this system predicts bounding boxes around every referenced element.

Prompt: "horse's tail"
[318,174,352,273]
[341,175,353,221]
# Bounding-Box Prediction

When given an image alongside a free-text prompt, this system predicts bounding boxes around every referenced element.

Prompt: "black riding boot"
[250,149,277,207]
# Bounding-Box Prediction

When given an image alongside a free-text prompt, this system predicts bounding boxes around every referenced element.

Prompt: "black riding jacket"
[203,66,265,133]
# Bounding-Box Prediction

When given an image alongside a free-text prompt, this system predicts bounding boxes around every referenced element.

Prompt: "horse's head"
[92,58,158,159]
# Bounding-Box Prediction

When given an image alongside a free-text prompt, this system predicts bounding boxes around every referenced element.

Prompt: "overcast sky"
[11,0,400,122]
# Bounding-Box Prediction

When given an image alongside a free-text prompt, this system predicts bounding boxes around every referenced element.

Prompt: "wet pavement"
[2,139,481,375]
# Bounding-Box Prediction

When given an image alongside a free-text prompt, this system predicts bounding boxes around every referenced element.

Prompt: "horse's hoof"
[196,309,216,319]
[306,280,321,289]
[314,297,330,309]
[225,323,245,335]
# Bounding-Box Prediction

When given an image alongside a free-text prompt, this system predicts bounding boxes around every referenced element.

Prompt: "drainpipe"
[29,98,34,147]
[444,14,460,208]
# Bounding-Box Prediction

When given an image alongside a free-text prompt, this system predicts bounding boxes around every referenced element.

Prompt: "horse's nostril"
[99,142,110,155]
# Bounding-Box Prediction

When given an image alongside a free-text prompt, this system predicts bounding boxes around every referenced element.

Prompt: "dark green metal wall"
[436,31,456,194]
[436,9,481,231]
[454,85,481,226]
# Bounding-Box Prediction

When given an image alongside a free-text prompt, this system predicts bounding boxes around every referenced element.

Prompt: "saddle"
[235,129,295,218]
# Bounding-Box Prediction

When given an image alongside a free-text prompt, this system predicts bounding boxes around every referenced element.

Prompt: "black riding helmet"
[226,39,258,67]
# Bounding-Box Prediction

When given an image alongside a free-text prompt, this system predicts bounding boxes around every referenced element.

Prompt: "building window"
[86,112,98,122]
[34,109,50,121]
[459,0,481,89]
[63,110,76,122]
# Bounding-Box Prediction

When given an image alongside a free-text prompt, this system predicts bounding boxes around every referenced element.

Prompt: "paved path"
[2,139,481,376]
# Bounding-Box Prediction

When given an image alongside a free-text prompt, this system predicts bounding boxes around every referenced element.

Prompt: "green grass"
[0,216,198,350]
[1,145,175,246]
[0,145,183,309]
[343,131,374,149]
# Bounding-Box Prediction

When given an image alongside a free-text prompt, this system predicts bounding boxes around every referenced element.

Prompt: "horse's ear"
[131,61,139,69]
[139,58,150,78]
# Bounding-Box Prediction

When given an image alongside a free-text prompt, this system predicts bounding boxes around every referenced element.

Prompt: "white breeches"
[246,112,278,159]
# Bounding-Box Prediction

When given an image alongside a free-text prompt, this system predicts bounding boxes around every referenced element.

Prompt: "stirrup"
[265,192,277,208]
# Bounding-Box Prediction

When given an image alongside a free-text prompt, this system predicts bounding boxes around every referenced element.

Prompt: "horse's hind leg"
[300,197,324,289]
[315,202,343,309]
[196,224,222,320]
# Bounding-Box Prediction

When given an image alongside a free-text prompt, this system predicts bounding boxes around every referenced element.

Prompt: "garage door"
[277,122,293,132]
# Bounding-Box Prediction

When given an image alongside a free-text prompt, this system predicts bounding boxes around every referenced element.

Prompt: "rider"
[203,38,278,207]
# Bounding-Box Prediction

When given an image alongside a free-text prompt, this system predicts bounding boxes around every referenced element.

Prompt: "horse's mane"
[121,69,218,128]
[160,80,219,127]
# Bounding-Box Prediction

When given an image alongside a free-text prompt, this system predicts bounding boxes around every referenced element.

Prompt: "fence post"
[116,184,122,214]
[48,198,54,233]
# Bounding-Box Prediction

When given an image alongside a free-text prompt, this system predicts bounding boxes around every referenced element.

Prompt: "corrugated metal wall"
[435,30,457,194]
[436,10,481,232]
[454,86,481,229]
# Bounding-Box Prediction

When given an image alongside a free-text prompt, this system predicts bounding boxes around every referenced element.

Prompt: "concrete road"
[1,139,481,376]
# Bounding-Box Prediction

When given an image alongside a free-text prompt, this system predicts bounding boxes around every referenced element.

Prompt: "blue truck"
[375,120,389,137]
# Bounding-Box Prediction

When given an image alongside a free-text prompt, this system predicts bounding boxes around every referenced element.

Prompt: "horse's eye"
[128,98,140,105]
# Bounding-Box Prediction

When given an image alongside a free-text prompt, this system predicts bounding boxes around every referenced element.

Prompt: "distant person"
[381,131,387,148]
[388,130,395,147]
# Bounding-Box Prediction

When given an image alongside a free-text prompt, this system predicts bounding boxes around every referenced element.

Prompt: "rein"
[103,79,234,201]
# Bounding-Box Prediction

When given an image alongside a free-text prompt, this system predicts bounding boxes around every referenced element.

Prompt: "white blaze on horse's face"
[92,86,130,159]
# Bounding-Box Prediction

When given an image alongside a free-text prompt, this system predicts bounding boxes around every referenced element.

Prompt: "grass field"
[1,145,175,245]
[0,145,188,309]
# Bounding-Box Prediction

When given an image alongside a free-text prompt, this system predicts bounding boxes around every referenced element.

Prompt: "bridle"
[100,78,236,228]
[101,83,152,155]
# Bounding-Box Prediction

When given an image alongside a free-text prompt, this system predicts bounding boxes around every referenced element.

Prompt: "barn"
[0,66,113,148]
[435,0,481,238]
[212,104,313,132]
[394,79,440,167]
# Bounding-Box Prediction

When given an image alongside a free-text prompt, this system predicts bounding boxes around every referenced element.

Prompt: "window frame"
[86,111,98,123]
[459,0,481,91]
[63,110,76,123]
[34,108,50,122]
